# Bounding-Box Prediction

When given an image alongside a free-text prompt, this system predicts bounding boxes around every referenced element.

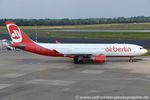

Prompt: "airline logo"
[7,24,22,43]
[105,46,131,52]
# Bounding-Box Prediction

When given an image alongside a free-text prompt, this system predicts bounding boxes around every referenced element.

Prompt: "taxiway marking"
[26,79,76,86]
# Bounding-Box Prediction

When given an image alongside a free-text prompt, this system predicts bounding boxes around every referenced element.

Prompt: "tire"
[74,58,79,64]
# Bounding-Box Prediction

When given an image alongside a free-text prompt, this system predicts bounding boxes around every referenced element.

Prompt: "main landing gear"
[73,57,84,64]
[74,58,79,64]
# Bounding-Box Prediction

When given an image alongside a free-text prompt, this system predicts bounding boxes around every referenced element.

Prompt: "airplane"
[5,21,148,64]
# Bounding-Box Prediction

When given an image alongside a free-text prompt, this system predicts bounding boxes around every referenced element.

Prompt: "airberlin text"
[105,46,131,52]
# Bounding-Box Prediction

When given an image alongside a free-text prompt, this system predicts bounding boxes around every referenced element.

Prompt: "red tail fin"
[5,21,64,57]
[5,21,33,44]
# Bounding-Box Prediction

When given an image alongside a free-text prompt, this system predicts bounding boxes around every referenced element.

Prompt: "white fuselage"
[37,43,147,57]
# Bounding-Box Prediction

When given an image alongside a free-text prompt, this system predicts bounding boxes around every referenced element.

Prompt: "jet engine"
[91,54,106,63]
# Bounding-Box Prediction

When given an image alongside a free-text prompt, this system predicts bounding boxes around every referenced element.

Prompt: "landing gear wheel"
[74,58,79,64]
[129,57,135,62]
[73,57,84,64]
[129,59,133,62]
[78,60,84,64]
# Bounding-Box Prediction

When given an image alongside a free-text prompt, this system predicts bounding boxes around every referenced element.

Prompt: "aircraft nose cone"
[144,49,148,54]
[145,49,148,53]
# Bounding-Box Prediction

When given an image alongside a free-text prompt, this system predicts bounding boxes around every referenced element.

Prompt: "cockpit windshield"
[140,48,144,49]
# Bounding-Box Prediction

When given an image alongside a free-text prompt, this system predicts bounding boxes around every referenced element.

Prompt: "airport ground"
[0,50,150,100]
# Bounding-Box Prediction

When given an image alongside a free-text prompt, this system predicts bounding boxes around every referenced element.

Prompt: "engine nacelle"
[91,54,106,63]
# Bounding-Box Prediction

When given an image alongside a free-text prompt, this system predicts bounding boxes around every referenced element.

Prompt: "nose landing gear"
[129,57,135,62]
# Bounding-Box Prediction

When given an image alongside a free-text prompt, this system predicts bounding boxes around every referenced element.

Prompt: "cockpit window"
[140,48,144,49]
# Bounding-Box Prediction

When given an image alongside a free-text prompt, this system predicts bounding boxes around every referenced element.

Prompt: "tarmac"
[0,50,150,100]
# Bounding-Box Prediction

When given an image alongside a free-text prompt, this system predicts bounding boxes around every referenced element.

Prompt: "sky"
[0,0,150,19]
